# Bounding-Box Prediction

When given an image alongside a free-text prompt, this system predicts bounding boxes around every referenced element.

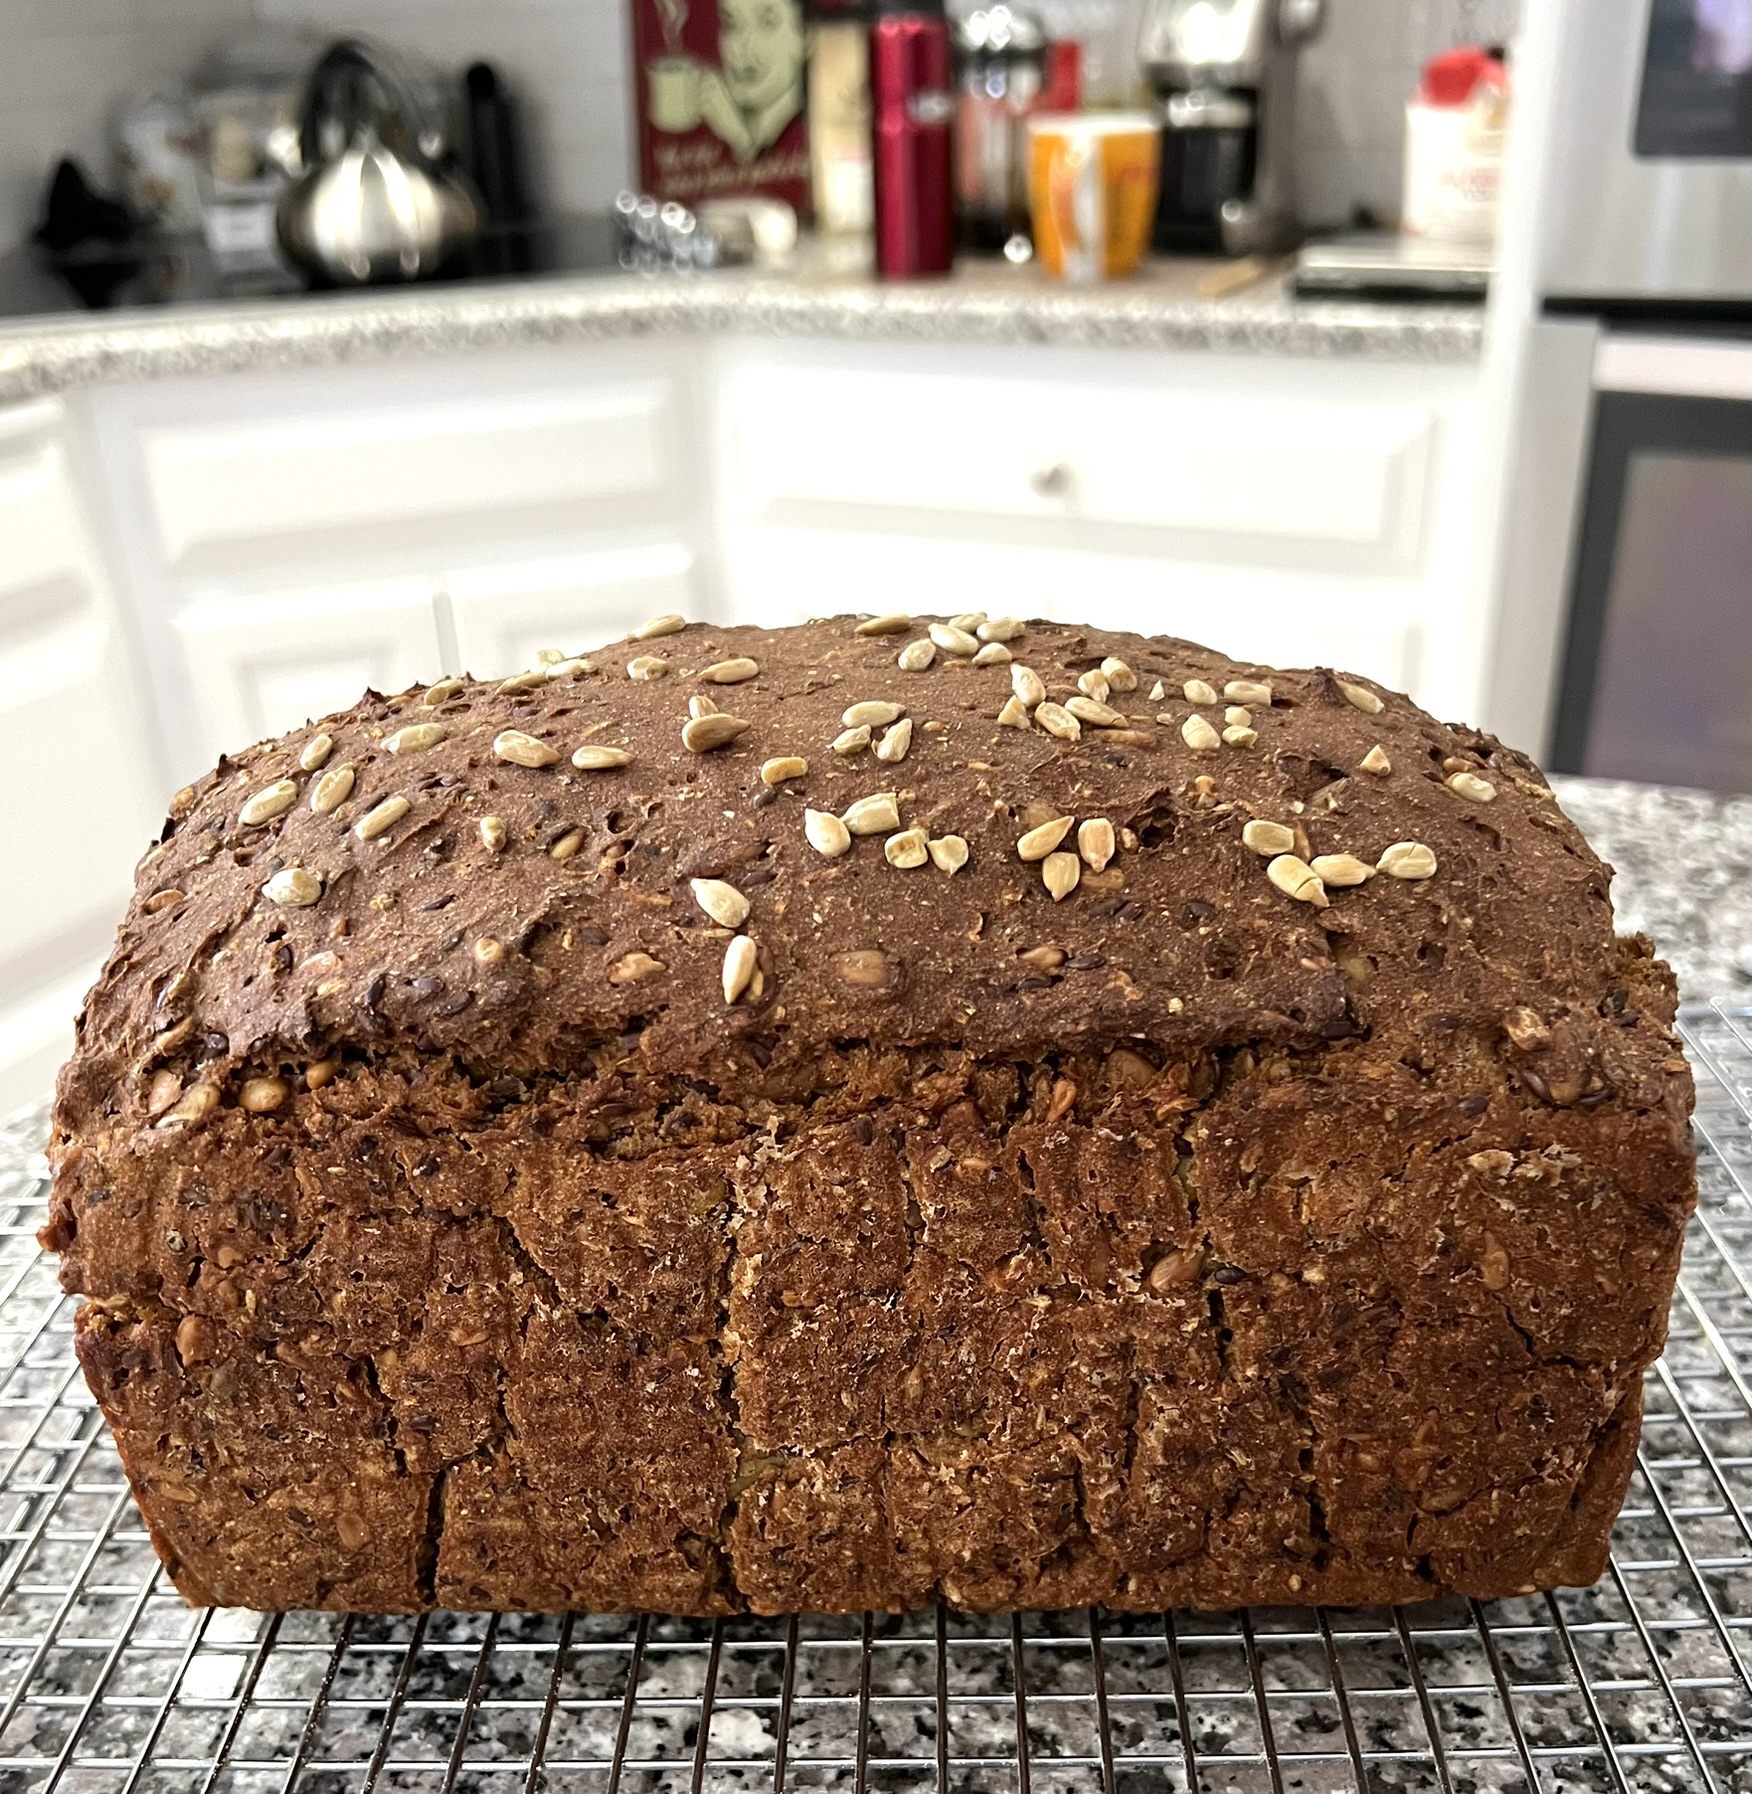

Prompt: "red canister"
[869,0,955,277]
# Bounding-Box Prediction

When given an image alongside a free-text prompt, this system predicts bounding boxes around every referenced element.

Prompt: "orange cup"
[1026,112,1160,282]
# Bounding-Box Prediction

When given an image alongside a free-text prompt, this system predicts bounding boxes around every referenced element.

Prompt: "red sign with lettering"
[630,0,812,212]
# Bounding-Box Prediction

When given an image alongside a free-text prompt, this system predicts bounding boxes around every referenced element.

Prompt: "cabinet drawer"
[737,367,1436,572]
[142,380,685,573]
[446,546,698,679]
[172,578,444,765]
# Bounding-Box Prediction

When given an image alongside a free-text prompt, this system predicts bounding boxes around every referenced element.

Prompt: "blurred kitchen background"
[3,0,1751,1103]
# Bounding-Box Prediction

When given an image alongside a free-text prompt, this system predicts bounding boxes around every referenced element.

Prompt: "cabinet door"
[446,545,698,679]
[0,402,163,1110]
[172,577,444,767]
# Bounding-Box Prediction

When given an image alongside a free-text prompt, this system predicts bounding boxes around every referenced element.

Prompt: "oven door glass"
[1637,0,1752,155]
[1552,389,1752,793]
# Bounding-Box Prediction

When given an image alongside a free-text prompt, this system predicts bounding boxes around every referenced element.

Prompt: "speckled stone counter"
[0,254,1484,405]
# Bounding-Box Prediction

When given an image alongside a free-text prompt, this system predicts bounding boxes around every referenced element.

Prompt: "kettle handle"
[299,38,434,169]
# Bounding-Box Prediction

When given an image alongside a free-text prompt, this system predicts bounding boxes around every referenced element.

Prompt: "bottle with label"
[808,0,875,233]
[870,0,956,276]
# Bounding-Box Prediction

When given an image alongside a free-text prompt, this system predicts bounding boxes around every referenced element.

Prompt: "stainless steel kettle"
[276,40,480,284]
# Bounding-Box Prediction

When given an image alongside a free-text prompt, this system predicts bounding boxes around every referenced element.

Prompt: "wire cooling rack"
[6,1008,1752,1794]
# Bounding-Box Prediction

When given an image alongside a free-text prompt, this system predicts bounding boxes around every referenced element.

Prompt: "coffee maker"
[1138,0,1322,254]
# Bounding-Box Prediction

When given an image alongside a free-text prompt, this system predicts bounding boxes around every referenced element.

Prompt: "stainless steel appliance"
[1493,0,1752,792]
[276,39,481,285]
[1136,0,1322,255]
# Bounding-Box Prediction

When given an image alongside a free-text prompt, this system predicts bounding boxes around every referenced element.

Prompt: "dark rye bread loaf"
[46,614,1696,1615]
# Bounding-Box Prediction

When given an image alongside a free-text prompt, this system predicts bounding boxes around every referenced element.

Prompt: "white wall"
[0,0,255,255]
[4,0,1524,257]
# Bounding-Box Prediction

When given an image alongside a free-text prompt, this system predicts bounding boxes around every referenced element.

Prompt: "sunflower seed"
[1224,706,1252,727]
[875,717,914,763]
[1067,695,1126,728]
[310,764,356,814]
[689,694,720,719]
[722,934,758,1004]
[1011,664,1046,707]
[386,722,447,756]
[702,657,759,684]
[1242,820,1295,856]
[1181,714,1221,752]
[299,733,334,771]
[1445,771,1496,803]
[495,729,559,768]
[1358,745,1392,775]
[928,834,969,874]
[978,616,1025,642]
[241,779,298,826]
[550,828,585,860]
[627,655,670,681]
[144,888,185,914]
[833,725,873,756]
[572,744,633,770]
[473,935,505,964]
[1078,818,1115,871]
[480,815,507,852]
[1225,680,1272,706]
[1078,669,1111,702]
[843,700,905,728]
[1267,853,1328,907]
[1378,840,1438,879]
[842,792,900,835]
[1310,853,1376,887]
[532,648,568,668]
[1035,702,1081,741]
[692,877,751,927]
[1183,679,1218,706]
[898,638,936,671]
[834,948,893,986]
[682,713,750,752]
[498,669,549,694]
[950,611,986,633]
[263,867,322,907]
[1149,681,1165,701]
[1101,657,1138,693]
[856,614,912,636]
[805,808,853,857]
[997,695,1032,729]
[972,642,1012,666]
[609,951,666,984]
[632,613,686,640]
[929,622,979,656]
[1042,851,1080,901]
[1341,681,1383,715]
[355,795,410,841]
[1223,726,1258,747]
[1019,944,1065,970]
[885,827,929,868]
[1018,815,1074,860]
[159,1082,219,1128]
[240,1076,289,1114]
[422,679,461,709]
[545,658,592,681]
[761,755,809,786]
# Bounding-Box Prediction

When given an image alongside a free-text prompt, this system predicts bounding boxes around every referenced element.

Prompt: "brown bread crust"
[47,617,1696,1612]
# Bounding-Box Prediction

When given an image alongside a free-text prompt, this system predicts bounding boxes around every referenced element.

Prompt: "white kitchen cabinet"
[172,576,445,766]
[445,544,698,679]
[0,399,162,1112]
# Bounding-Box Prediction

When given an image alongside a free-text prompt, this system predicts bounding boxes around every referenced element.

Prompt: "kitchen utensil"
[1026,110,1158,280]
[870,0,956,277]
[276,39,481,285]
[1137,0,1322,254]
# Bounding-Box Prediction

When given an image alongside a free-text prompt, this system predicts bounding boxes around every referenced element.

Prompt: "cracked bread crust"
[48,616,1696,1612]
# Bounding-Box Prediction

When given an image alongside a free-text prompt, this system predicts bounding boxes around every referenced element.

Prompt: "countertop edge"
[0,270,1486,403]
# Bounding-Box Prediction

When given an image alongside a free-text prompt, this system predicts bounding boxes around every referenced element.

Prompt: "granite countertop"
[0,248,1484,405]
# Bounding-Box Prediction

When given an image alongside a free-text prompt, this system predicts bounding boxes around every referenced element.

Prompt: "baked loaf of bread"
[47,615,1695,1614]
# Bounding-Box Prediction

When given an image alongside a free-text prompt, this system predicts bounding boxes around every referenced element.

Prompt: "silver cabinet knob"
[1028,461,1072,498]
